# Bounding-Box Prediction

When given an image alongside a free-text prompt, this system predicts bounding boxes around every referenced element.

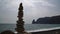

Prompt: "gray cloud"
[0,0,60,24]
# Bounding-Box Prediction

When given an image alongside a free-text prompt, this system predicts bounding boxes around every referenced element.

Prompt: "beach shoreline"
[14,27,60,34]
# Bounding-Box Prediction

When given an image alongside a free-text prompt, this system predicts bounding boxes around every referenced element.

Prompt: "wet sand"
[31,29,60,34]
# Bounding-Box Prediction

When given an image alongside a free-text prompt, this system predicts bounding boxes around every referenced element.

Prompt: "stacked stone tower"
[15,3,25,34]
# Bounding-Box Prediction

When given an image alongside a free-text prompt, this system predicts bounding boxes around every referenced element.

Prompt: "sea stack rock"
[15,3,26,34]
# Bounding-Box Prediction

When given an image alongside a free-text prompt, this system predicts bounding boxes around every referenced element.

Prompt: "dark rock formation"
[32,19,36,24]
[0,30,14,34]
[47,15,60,24]
[32,15,60,24]
[15,3,26,34]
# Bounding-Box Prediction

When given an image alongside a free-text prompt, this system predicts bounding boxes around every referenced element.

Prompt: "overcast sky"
[0,0,60,24]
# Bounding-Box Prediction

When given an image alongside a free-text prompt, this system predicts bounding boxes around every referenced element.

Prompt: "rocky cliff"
[32,15,60,24]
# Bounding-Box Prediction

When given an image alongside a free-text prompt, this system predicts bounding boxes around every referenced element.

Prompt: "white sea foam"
[14,27,60,33]
[26,27,60,33]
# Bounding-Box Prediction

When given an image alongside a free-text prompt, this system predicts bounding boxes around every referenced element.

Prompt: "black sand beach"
[31,29,60,34]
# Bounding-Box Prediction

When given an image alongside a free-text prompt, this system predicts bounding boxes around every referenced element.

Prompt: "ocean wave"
[26,27,60,33]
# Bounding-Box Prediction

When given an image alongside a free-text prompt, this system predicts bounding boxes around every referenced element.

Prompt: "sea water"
[0,24,60,33]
